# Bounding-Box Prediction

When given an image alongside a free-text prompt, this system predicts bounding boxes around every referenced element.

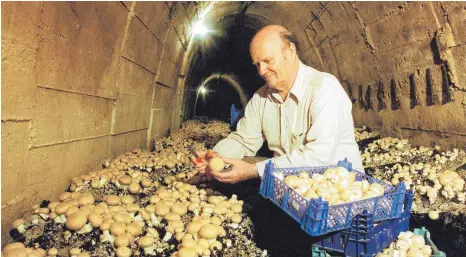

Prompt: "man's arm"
[256,76,346,173]
[213,93,264,160]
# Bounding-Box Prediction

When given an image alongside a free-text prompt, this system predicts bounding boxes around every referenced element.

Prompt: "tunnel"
[1,1,466,256]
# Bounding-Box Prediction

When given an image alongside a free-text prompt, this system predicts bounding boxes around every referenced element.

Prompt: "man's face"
[250,36,292,90]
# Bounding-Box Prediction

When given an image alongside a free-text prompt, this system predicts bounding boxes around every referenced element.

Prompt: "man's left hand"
[210,157,259,184]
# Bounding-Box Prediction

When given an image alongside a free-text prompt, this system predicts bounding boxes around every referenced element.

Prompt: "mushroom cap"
[187,203,199,212]
[3,242,25,254]
[48,201,59,210]
[113,212,129,224]
[171,202,188,215]
[164,212,181,222]
[138,236,154,247]
[149,195,161,204]
[231,214,242,224]
[54,202,70,215]
[12,219,25,227]
[208,157,225,173]
[115,247,132,257]
[177,247,197,257]
[110,222,127,236]
[141,178,153,188]
[105,195,120,206]
[146,227,160,238]
[88,212,103,228]
[38,207,50,215]
[66,211,88,230]
[100,220,112,231]
[119,175,132,185]
[155,203,170,216]
[207,196,221,205]
[126,203,140,213]
[128,183,141,194]
[78,193,95,206]
[145,204,156,214]
[3,248,29,257]
[79,206,93,217]
[126,222,142,237]
[120,195,134,205]
[59,192,72,201]
[47,248,59,256]
[69,248,81,255]
[114,234,131,248]
[198,224,218,239]
[197,238,210,249]
[230,203,242,213]
[209,240,223,251]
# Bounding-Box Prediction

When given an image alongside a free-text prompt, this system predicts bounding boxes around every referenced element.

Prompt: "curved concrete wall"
[2,1,465,243]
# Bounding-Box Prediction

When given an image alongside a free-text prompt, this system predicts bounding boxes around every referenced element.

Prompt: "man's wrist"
[249,163,259,179]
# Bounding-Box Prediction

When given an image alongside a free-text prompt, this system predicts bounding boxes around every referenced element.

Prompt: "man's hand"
[189,150,221,183]
[210,157,259,184]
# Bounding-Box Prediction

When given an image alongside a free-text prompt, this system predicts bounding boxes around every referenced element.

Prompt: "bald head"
[251,25,299,54]
[249,25,300,96]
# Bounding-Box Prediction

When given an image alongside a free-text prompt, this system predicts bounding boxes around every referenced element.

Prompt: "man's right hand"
[189,150,223,183]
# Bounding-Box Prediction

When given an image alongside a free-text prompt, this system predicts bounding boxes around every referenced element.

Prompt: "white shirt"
[213,61,364,176]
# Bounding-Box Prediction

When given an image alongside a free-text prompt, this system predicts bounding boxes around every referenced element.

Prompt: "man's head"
[250,25,300,91]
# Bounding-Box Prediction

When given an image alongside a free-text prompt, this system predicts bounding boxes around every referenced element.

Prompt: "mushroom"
[47,248,59,257]
[66,211,88,231]
[138,236,155,255]
[88,212,103,228]
[115,247,132,257]
[12,219,25,234]
[105,195,120,206]
[78,193,95,206]
[208,157,225,172]
[114,234,131,248]
[177,247,197,257]
[428,210,439,220]
[69,248,81,257]
[2,242,25,255]
[198,224,218,240]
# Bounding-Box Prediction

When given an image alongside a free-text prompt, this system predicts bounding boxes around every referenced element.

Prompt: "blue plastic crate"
[312,190,413,257]
[230,104,244,128]
[259,159,407,236]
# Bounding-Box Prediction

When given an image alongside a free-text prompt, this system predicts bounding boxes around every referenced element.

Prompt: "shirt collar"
[268,60,306,104]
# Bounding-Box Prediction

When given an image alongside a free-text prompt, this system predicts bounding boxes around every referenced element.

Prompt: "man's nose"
[258,63,267,76]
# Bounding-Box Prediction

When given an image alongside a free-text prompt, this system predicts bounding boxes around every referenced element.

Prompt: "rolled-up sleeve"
[272,77,345,168]
[213,93,264,160]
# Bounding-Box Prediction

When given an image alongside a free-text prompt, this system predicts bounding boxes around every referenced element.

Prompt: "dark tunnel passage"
[184,19,267,122]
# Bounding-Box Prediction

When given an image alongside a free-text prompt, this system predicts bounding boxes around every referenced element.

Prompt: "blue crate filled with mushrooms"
[312,190,413,257]
[259,158,408,236]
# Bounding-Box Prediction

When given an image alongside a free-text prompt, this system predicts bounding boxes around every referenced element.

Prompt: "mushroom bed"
[3,120,465,257]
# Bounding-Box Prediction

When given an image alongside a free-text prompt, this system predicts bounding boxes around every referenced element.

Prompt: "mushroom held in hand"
[208,157,225,173]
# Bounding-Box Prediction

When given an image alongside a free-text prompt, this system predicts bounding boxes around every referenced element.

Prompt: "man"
[193,25,363,184]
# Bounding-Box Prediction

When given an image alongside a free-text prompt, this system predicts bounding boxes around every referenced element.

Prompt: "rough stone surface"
[451,45,466,90]
[32,88,114,146]
[110,130,147,156]
[367,2,438,53]
[443,2,466,45]
[153,83,176,110]
[1,40,37,118]
[112,93,152,134]
[121,17,162,74]
[352,1,406,26]
[133,1,170,41]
